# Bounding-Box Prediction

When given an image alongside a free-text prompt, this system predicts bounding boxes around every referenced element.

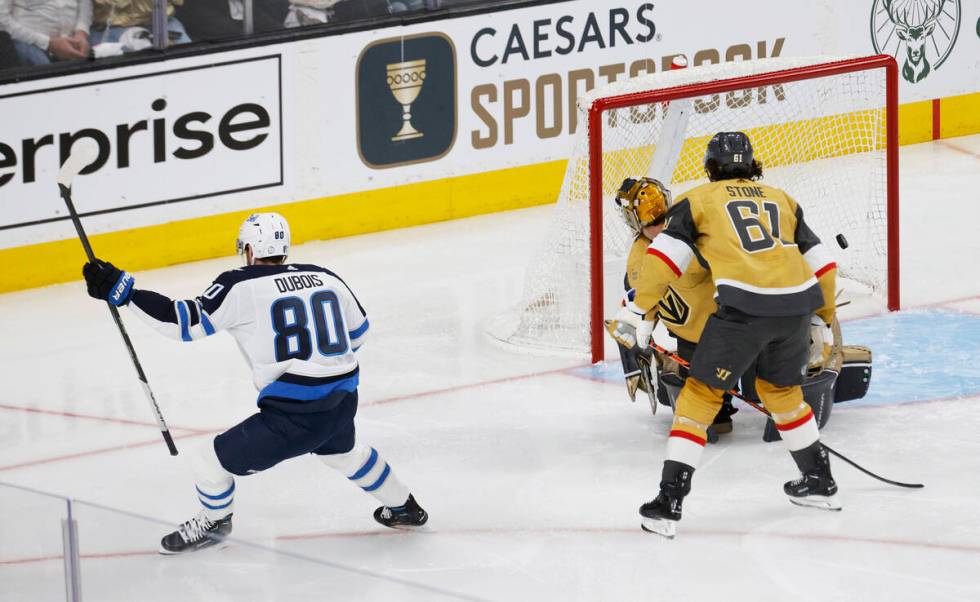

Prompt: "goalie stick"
[647,340,923,490]
[645,56,690,183]
[57,140,178,456]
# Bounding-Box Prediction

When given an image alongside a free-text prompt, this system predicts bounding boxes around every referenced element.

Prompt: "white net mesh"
[488,56,890,357]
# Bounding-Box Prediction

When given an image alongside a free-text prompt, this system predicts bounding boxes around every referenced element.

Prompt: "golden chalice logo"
[386,59,426,141]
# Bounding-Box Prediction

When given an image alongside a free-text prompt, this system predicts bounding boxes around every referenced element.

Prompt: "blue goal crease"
[570,310,980,408]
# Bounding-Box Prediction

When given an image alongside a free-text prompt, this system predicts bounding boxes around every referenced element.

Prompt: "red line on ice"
[275,525,980,556]
[0,365,588,471]
[0,549,157,566]
[0,402,210,434]
[912,293,980,310]
[938,140,980,161]
[834,390,980,411]
[4,525,978,566]
[0,430,217,472]
[6,298,979,472]
[362,363,590,406]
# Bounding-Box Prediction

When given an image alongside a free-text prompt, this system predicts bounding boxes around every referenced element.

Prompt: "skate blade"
[382,519,430,532]
[379,513,430,532]
[788,494,842,512]
[158,538,230,556]
[640,517,676,539]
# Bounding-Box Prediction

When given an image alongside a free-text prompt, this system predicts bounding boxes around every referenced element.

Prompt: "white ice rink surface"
[2,136,980,601]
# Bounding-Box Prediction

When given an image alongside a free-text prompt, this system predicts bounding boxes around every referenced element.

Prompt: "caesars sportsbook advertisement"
[0,0,976,257]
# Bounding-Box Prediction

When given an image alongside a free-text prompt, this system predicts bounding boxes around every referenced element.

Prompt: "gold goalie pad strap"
[654,348,682,377]
[841,344,872,365]
[809,315,845,375]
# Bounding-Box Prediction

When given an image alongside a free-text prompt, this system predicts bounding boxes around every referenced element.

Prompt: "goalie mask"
[615,177,671,236]
[236,212,291,262]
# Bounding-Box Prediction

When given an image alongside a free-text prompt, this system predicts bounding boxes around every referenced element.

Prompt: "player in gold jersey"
[615,132,841,538]
[610,178,737,440]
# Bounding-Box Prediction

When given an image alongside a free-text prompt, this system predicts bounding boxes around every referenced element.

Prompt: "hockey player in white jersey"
[81,212,427,554]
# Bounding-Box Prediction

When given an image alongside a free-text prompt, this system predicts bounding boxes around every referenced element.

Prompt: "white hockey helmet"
[236,212,291,260]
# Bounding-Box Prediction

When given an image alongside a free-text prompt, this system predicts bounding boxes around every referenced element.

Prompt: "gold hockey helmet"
[614,177,672,235]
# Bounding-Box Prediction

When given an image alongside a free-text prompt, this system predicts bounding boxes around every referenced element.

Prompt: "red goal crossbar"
[586,55,900,363]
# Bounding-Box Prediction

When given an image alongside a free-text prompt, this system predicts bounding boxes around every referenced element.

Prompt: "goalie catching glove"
[82,259,135,306]
[608,289,655,350]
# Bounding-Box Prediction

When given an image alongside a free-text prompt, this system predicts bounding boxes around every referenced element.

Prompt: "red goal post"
[586,55,899,363]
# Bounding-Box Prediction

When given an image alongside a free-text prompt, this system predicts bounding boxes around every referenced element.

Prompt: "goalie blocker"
[606,319,660,415]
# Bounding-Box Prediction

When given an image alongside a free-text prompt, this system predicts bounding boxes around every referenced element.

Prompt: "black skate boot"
[785,442,841,511]
[374,494,428,529]
[159,512,233,555]
[639,461,693,539]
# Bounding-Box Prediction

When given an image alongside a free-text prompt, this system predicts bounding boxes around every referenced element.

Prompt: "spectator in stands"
[90,0,190,50]
[1,29,20,68]
[177,0,288,41]
[283,0,339,26]
[0,0,92,65]
[285,0,424,27]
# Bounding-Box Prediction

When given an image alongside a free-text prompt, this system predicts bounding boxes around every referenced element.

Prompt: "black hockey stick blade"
[162,430,178,455]
[58,140,178,456]
[821,443,923,489]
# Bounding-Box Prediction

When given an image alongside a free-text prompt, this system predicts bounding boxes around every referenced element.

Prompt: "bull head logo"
[872,0,961,84]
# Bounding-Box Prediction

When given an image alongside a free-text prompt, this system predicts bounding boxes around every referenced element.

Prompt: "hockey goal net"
[488,55,899,362]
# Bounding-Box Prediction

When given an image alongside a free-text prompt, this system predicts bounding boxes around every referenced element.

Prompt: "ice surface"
[2,136,980,601]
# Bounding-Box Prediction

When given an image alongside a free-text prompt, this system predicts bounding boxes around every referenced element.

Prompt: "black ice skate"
[159,512,233,555]
[374,494,428,529]
[785,442,842,511]
[639,492,683,539]
[639,461,693,539]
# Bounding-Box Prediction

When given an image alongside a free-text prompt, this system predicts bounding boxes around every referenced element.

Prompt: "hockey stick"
[647,340,923,489]
[57,140,178,456]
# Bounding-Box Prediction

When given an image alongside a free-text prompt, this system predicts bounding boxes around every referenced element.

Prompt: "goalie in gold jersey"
[611,177,737,440]
[614,132,841,538]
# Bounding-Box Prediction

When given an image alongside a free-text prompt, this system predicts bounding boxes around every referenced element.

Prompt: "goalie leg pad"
[802,369,837,429]
[616,340,643,402]
[834,345,872,403]
[654,347,684,408]
[635,351,658,415]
